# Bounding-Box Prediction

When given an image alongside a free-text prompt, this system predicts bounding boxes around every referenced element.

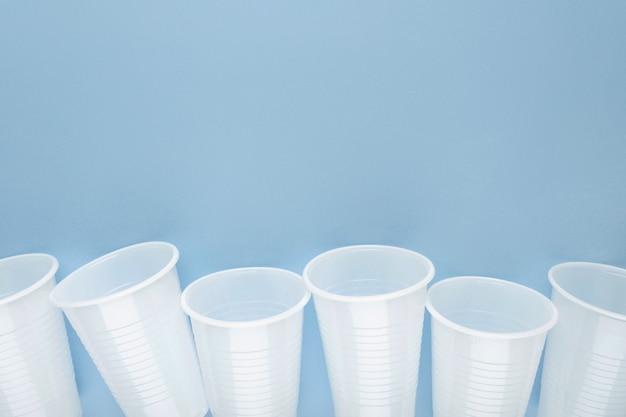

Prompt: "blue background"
[1,1,625,416]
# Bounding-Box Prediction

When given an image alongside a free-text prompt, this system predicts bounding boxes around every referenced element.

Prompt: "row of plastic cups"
[424,262,626,417]
[1,242,625,417]
[307,249,626,417]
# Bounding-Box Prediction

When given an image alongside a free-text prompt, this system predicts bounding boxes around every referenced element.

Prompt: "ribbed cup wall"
[313,290,426,417]
[206,336,301,416]
[192,310,304,417]
[75,294,206,417]
[0,308,80,417]
[320,322,421,404]
[540,352,626,416]
[432,342,538,417]
[538,291,626,417]
[431,318,546,417]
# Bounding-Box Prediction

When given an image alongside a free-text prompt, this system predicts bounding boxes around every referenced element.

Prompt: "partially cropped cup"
[303,245,435,417]
[182,267,310,417]
[0,253,81,417]
[537,262,626,417]
[426,276,558,417]
[50,242,208,417]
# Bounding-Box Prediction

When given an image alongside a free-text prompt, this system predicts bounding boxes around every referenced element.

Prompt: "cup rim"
[0,253,59,306]
[181,267,311,328]
[549,261,626,322]
[50,241,179,309]
[426,276,559,340]
[302,244,435,302]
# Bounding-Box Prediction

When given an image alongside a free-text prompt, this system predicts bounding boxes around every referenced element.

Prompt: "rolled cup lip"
[302,244,435,303]
[549,261,626,322]
[50,241,179,309]
[0,253,59,306]
[426,276,559,340]
[181,267,311,329]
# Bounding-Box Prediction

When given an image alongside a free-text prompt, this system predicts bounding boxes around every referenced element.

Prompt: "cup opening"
[549,262,626,318]
[51,242,178,308]
[427,276,557,337]
[182,268,310,327]
[0,254,58,303]
[303,245,435,300]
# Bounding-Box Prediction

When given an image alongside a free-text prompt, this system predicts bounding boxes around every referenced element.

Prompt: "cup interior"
[183,268,309,324]
[304,245,434,298]
[550,262,626,317]
[427,277,557,335]
[52,242,177,306]
[0,254,57,301]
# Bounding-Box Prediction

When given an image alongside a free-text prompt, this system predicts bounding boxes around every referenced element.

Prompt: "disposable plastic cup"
[303,245,435,417]
[0,253,81,417]
[50,242,208,417]
[537,262,626,417]
[181,267,310,417]
[426,276,558,417]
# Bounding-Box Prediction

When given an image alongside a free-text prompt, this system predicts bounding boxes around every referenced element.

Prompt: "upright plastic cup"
[303,245,435,417]
[181,267,310,417]
[0,253,81,417]
[537,262,626,417]
[50,242,208,417]
[426,276,558,417]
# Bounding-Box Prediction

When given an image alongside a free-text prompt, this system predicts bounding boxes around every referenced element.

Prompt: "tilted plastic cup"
[537,262,626,417]
[426,276,558,417]
[303,245,435,417]
[0,253,81,417]
[50,242,208,417]
[181,267,310,417]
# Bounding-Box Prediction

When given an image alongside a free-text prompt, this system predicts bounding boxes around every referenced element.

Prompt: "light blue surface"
[1,1,625,416]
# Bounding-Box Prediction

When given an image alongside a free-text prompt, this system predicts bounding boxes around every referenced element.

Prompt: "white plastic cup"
[537,262,626,417]
[181,267,310,417]
[0,253,81,417]
[426,276,558,417]
[50,242,208,417]
[303,245,435,417]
